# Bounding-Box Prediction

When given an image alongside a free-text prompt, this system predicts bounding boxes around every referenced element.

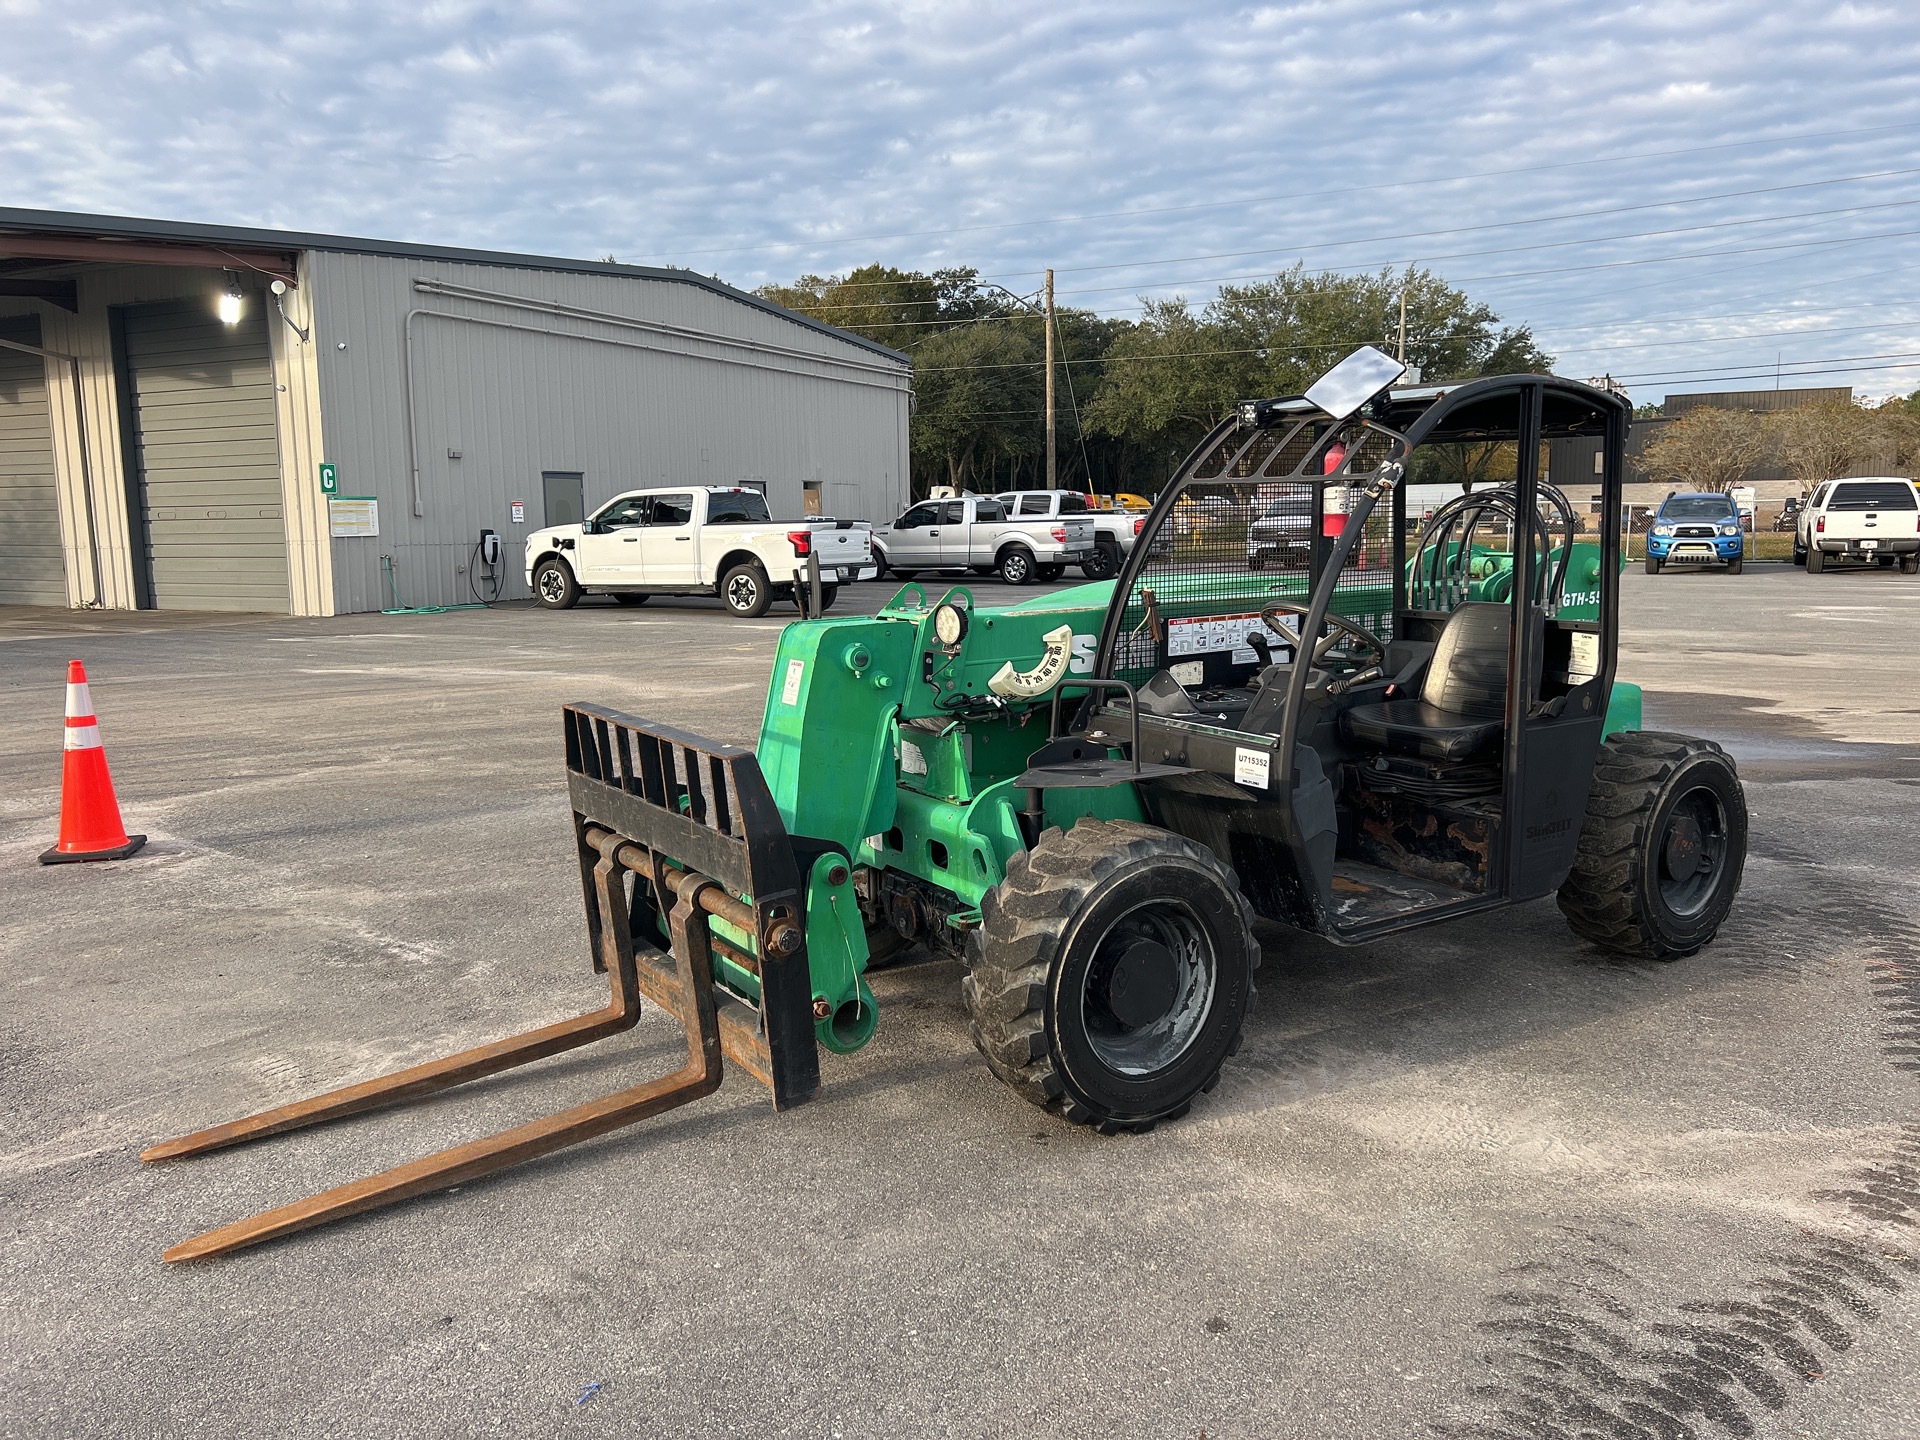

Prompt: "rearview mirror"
[1305,345,1408,421]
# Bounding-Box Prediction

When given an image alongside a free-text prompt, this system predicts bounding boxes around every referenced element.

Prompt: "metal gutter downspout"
[0,334,104,607]
[403,307,427,517]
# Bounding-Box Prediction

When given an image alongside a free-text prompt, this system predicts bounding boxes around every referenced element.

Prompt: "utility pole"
[1045,268,1057,489]
[1397,280,1408,362]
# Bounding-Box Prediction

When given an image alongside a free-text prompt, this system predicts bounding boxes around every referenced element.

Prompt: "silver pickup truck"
[993,490,1145,579]
[873,495,1095,585]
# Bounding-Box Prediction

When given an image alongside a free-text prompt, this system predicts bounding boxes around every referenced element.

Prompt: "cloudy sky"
[6,1,1919,401]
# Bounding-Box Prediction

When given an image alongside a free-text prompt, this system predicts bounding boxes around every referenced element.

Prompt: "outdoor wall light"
[217,271,244,325]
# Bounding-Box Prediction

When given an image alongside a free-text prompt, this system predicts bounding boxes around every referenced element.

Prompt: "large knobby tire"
[720,563,772,618]
[533,558,580,609]
[963,819,1260,1133]
[1556,731,1747,960]
[1081,540,1122,581]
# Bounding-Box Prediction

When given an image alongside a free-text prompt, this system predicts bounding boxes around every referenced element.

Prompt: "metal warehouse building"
[0,208,911,615]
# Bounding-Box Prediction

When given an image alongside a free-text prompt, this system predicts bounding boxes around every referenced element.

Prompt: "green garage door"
[121,300,288,612]
[0,318,69,606]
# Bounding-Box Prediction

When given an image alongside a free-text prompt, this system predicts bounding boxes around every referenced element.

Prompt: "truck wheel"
[1903,555,1919,575]
[720,563,773,618]
[1792,543,1806,566]
[1036,563,1065,582]
[998,548,1036,585]
[613,592,649,606]
[1807,547,1825,574]
[1081,540,1121,581]
[533,558,581,609]
[1556,732,1747,961]
[817,583,839,612]
[963,819,1259,1133]
[1726,557,1743,575]
[1644,555,1660,575]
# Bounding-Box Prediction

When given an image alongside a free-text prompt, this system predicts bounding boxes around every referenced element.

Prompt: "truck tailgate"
[810,524,873,567]
[1062,517,1094,548]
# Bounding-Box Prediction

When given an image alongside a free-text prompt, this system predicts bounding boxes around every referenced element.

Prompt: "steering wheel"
[1258,600,1389,668]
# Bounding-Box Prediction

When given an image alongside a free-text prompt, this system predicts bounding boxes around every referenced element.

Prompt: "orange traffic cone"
[39,660,145,865]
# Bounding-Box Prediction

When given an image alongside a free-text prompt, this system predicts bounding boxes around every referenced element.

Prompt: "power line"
[620,120,1920,263]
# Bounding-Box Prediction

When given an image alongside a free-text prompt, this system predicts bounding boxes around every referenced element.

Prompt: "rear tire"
[817,583,839,612]
[613,592,649,606]
[533,558,580,609]
[1557,732,1747,961]
[998,548,1036,585]
[1036,563,1065,582]
[720,563,772,618]
[1807,547,1825,574]
[963,820,1259,1133]
[1903,555,1919,575]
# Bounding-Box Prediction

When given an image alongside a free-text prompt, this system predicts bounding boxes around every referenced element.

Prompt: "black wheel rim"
[1656,783,1729,918]
[726,573,759,610]
[1075,899,1217,1075]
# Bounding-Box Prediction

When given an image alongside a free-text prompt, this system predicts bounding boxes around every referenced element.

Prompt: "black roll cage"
[1093,372,1630,928]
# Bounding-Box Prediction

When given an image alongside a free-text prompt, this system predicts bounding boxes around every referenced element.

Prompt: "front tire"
[1644,555,1661,574]
[1726,557,1744,575]
[1557,732,1747,960]
[963,820,1259,1132]
[720,562,773,618]
[533,558,580,609]
[998,548,1036,585]
[1081,540,1122,581]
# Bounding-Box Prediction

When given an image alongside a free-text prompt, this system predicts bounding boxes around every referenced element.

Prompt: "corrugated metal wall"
[308,253,911,612]
[0,315,68,605]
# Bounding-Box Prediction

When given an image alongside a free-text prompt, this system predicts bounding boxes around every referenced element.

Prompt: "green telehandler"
[148,349,1748,1260]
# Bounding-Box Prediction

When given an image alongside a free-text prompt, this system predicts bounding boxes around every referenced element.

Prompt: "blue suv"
[1646,492,1745,574]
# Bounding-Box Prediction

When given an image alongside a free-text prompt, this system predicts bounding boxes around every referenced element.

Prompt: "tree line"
[1639,394,1920,496]
[759,263,1553,500]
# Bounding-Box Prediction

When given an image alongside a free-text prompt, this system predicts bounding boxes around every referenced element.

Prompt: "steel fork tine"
[156,875,723,1263]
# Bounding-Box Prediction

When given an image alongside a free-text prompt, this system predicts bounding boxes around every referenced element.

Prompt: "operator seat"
[1340,602,1518,762]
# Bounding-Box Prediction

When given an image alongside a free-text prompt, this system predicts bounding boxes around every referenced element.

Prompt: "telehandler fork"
[144,706,824,1261]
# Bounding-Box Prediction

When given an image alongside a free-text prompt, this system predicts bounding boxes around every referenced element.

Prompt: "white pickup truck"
[525,486,873,616]
[1795,477,1920,574]
[993,489,1145,579]
[874,495,1095,586]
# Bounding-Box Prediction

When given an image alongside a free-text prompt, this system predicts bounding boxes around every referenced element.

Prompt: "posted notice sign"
[328,496,379,537]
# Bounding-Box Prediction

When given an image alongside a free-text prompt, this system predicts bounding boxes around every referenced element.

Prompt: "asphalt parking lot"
[3,563,1918,1439]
